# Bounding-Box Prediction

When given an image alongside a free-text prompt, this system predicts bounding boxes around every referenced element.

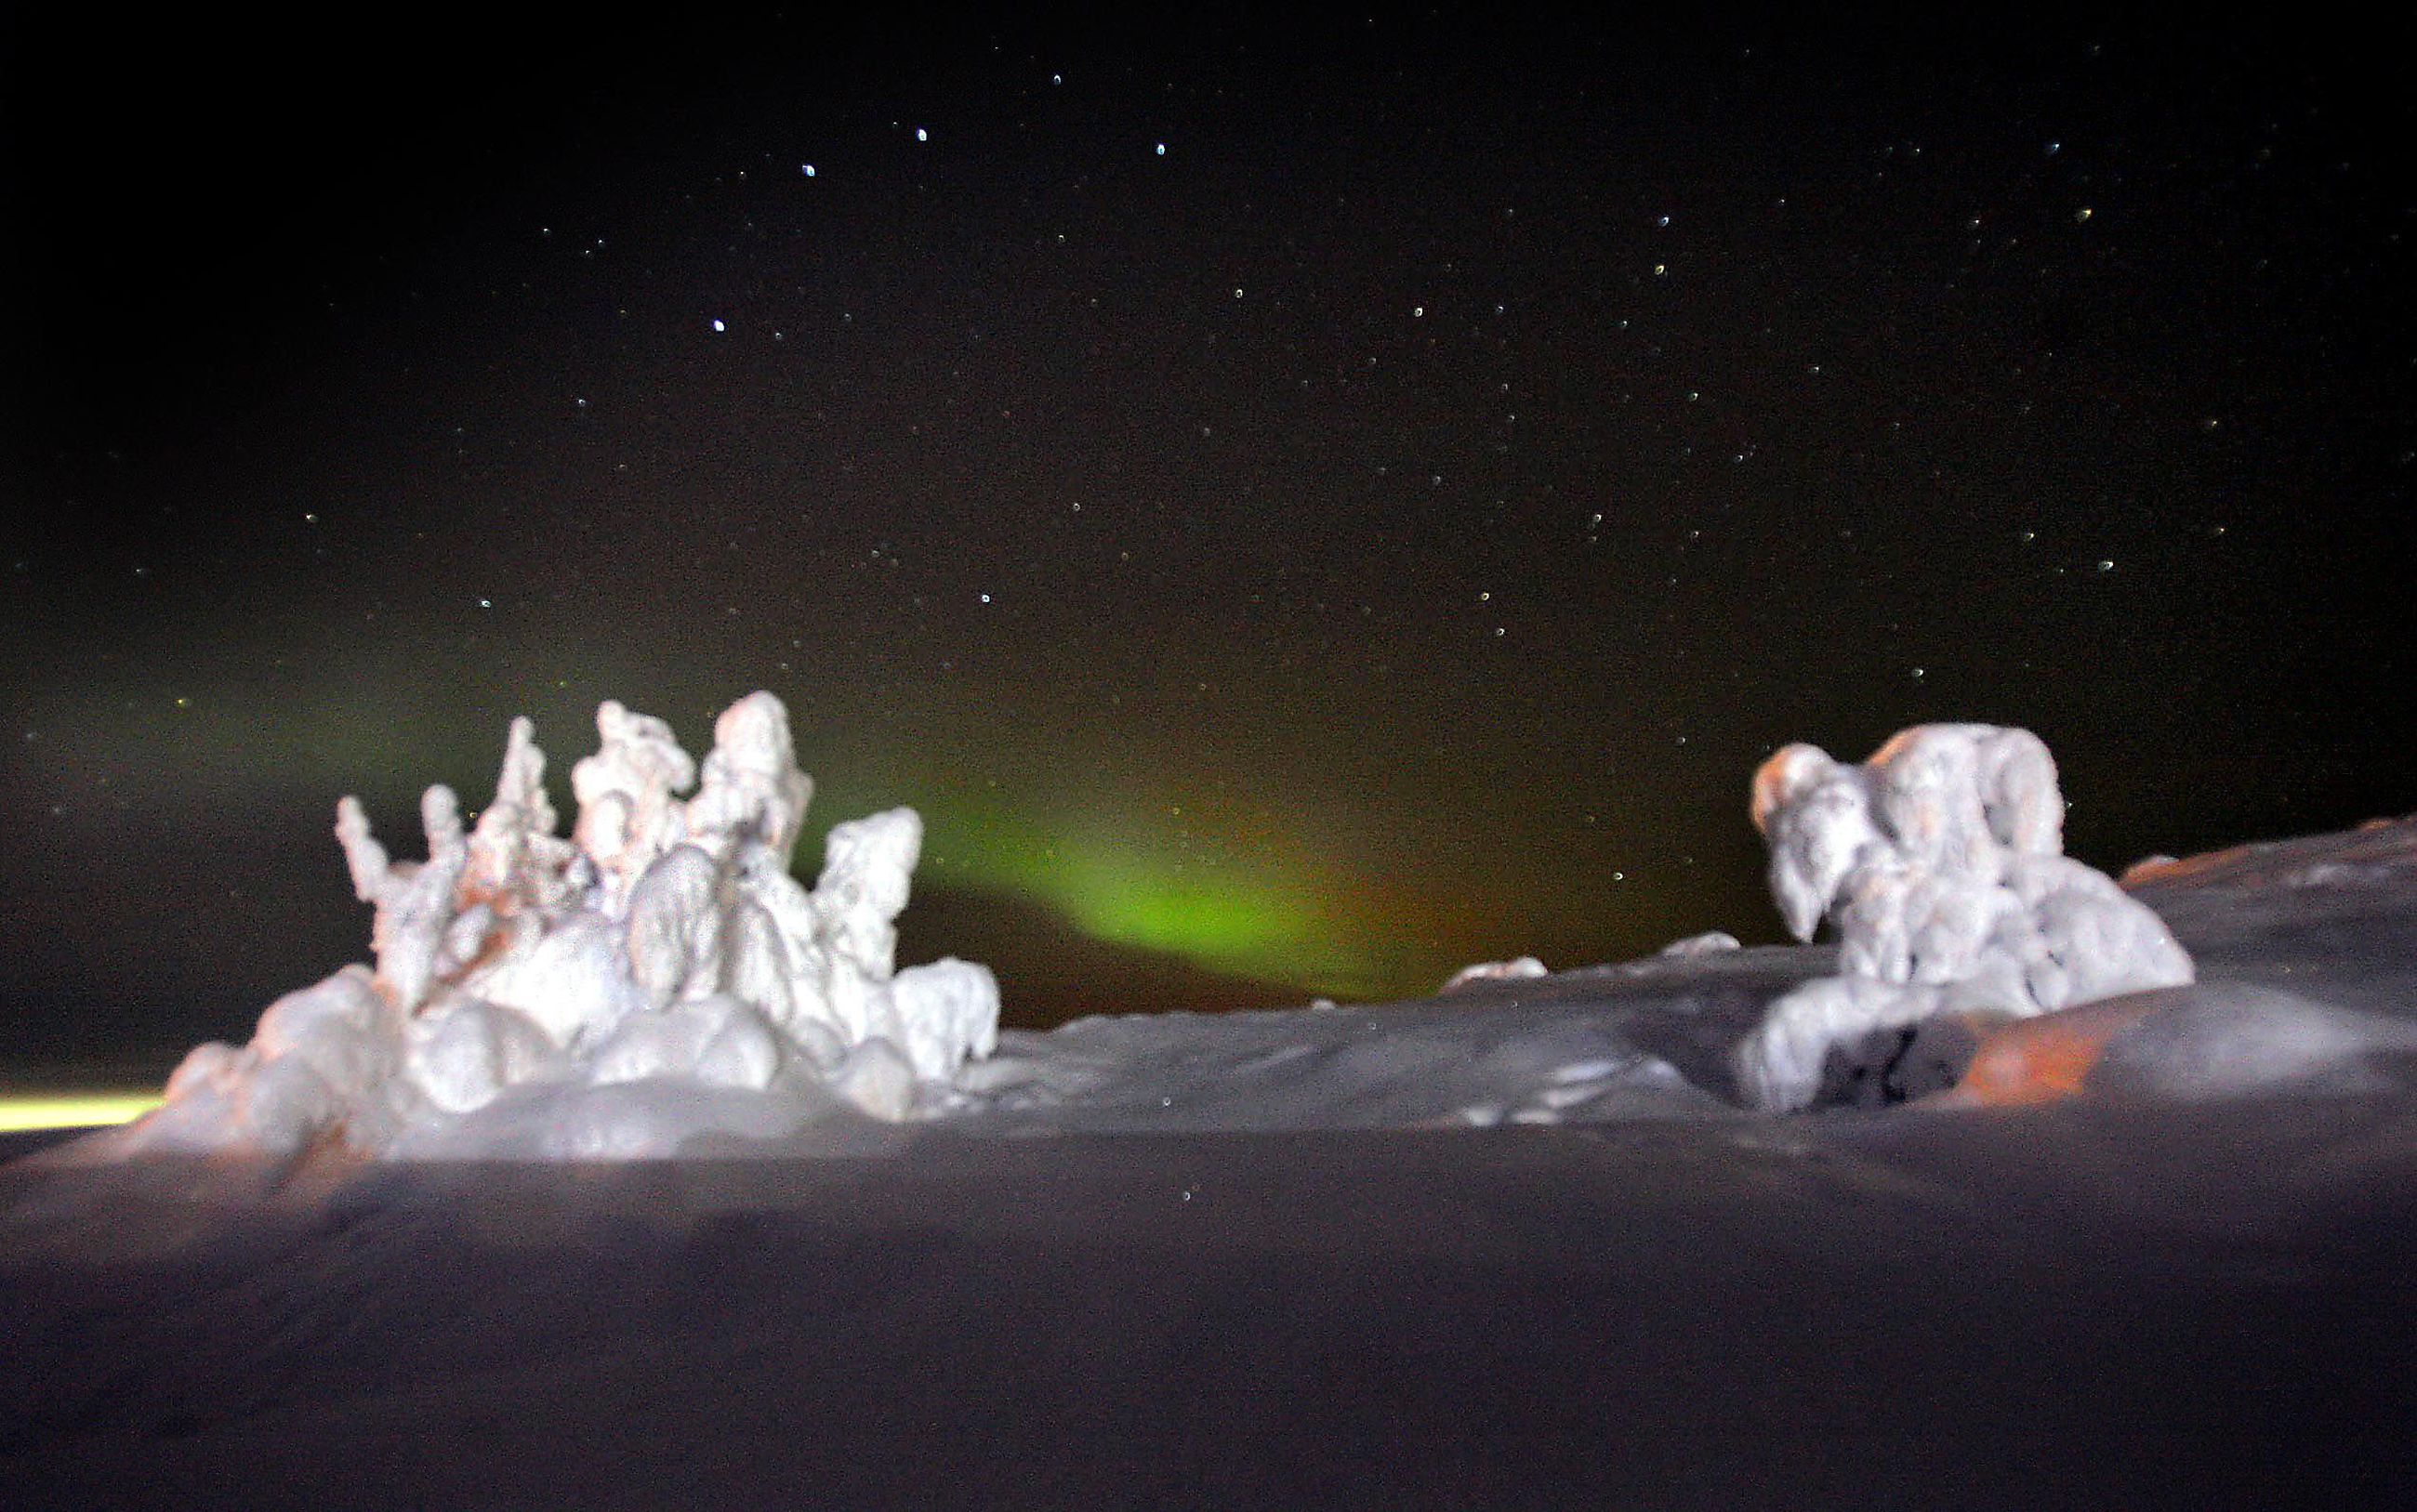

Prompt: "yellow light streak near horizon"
[0,1094,164,1134]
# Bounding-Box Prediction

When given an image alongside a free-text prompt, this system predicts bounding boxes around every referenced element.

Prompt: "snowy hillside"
[5,736,2415,1506]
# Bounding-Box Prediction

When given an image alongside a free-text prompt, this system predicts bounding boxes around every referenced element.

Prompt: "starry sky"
[4,5,2414,1079]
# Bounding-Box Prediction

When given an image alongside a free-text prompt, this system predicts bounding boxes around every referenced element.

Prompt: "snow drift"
[94,692,998,1160]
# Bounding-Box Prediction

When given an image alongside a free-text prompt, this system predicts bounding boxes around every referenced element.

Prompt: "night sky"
[5,5,2414,1080]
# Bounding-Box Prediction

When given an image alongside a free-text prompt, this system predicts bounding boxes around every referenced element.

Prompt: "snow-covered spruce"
[1737,723,2192,1111]
[112,692,998,1159]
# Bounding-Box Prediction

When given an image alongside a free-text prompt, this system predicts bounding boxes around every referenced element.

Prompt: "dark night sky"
[4,4,2414,1077]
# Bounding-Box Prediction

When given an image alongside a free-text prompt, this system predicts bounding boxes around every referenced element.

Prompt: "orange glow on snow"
[1948,1001,2161,1107]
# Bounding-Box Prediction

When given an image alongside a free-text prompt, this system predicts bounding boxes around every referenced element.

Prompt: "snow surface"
[7,750,2417,1504]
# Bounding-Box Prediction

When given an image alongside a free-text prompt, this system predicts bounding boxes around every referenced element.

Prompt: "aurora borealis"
[5,6,2415,1084]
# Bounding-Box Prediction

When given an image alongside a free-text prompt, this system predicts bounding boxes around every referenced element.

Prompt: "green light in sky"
[899,793,1395,996]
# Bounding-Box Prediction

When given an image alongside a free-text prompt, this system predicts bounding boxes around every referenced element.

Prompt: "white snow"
[10,719,2417,1510]
[88,692,999,1161]
[56,714,2417,1167]
[1439,955,1548,992]
[1658,929,1741,957]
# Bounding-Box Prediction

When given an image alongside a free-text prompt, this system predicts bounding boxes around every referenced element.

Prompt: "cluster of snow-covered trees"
[118,693,997,1158]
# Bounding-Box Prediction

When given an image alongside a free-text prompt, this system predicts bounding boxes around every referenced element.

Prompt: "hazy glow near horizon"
[921,798,1390,994]
[0,1094,165,1134]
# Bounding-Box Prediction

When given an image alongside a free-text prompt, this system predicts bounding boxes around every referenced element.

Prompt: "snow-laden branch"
[1739,724,2193,1111]
[117,692,998,1159]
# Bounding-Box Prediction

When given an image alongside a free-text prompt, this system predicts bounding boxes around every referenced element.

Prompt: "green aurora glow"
[893,794,1398,997]
[33,682,1456,1007]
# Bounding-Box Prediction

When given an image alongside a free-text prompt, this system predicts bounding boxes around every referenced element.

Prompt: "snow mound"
[2082,984,2417,1101]
[1737,724,2194,1111]
[1440,956,1548,992]
[90,692,998,1161]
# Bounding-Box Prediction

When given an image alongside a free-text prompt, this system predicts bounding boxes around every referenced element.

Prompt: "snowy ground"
[6,817,2417,1506]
